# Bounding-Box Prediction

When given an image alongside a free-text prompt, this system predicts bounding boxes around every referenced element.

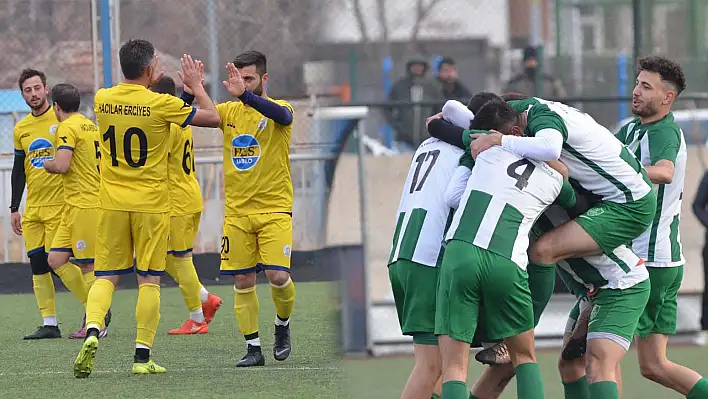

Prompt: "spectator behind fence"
[504,46,566,100]
[384,54,444,150]
[693,170,708,331]
[437,57,472,101]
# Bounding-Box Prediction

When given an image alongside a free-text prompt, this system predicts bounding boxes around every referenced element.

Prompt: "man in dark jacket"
[385,54,444,150]
[437,57,472,101]
[693,171,708,331]
[503,46,566,99]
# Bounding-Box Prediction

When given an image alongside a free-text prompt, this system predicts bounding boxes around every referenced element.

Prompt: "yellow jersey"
[168,124,203,216]
[217,99,294,216]
[55,113,101,208]
[93,83,196,213]
[13,107,64,208]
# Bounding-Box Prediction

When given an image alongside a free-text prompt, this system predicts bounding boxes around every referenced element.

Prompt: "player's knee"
[234,273,256,289]
[46,252,63,270]
[558,356,585,382]
[29,252,51,275]
[639,360,666,382]
[265,269,290,286]
[529,238,556,265]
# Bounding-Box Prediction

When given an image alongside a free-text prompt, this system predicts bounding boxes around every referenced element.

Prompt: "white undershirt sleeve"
[442,100,475,129]
[444,165,472,209]
[500,128,564,161]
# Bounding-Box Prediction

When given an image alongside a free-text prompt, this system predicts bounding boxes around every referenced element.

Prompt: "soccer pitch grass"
[0,281,342,398]
[345,345,708,398]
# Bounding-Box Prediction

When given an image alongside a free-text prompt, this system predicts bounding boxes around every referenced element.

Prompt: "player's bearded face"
[21,76,48,111]
[252,76,264,96]
[632,71,663,118]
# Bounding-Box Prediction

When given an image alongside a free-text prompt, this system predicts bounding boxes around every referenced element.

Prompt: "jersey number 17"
[409,150,440,193]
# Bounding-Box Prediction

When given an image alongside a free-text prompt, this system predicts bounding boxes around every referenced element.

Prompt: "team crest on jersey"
[231,134,261,171]
[75,240,87,252]
[585,207,605,217]
[257,117,268,131]
[283,244,292,258]
[49,124,58,135]
[27,138,55,169]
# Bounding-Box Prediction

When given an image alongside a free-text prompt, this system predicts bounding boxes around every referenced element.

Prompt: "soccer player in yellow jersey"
[43,83,110,340]
[150,75,222,335]
[218,51,296,367]
[11,69,86,340]
[72,39,221,378]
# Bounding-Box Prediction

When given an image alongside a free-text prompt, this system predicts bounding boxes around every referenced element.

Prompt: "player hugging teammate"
[387,55,708,399]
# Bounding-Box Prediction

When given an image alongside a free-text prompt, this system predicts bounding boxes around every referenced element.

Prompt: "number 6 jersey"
[446,146,574,270]
[94,83,196,212]
[388,137,464,267]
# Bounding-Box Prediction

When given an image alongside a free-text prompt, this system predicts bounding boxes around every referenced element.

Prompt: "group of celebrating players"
[10,38,297,377]
[388,54,708,399]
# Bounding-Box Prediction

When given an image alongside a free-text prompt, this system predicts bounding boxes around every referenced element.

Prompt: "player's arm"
[444,161,473,209]
[693,172,708,228]
[237,90,293,127]
[555,179,577,209]
[545,159,569,180]
[44,126,75,174]
[427,118,465,149]
[10,148,26,213]
[645,127,680,184]
[442,100,474,129]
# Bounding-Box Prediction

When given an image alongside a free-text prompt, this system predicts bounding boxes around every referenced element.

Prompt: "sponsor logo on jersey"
[76,240,87,251]
[231,134,261,171]
[257,117,268,131]
[27,138,55,168]
[283,244,291,258]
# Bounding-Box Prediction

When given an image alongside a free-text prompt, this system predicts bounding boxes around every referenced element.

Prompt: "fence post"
[100,0,112,88]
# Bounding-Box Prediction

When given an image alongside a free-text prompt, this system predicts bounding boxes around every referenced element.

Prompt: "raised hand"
[223,63,245,97]
[148,55,165,87]
[177,54,204,92]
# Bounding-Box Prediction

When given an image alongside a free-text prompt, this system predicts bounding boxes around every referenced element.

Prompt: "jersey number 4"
[103,125,148,168]
[506,159,536,190]
[409,149,440,193]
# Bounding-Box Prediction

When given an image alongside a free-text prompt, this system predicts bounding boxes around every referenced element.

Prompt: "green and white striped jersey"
[445,146,570,270]
[508,97,652,204]
[388,138,464,267]
[616,114,686,267]
[537,204,649,291]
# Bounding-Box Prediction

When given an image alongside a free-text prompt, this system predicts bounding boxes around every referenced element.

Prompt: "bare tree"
[350,0,443,57]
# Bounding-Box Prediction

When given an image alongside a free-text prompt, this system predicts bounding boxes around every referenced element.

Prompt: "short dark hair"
[233,50,267,76]
[119,39,155,80]
[471,101,520,133]
[439,57,455,67]
[637,55,686,95]
[467,92,503,114]
[51,83,81,113]
[18,68,47,90]
[500,92,529,101]
[151,76,176,96]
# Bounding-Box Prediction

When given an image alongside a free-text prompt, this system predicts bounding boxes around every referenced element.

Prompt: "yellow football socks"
[165,255,179,284]
[271,278,296,322]
[234,286,260,338]
[54,263,88,305]
[32,273,56,319]
[173,256,202,312]
[136,283,161,348]
[82,270,96,290]
[85,278,115,330]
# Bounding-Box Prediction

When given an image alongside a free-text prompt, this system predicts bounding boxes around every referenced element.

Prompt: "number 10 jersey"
[94,83,196,212]
[388,138,463,268]
[445,147,564,271]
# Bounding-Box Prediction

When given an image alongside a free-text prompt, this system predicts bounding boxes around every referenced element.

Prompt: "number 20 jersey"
[445,147,563,271]
[388,138,463,267]
[94,83,196,213]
